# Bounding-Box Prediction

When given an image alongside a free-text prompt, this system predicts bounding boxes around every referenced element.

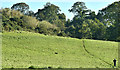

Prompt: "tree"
[68,1,92,29]
[66,1,92,38]
[86,11,96,20]
[35,2,61,21]
[11,2,29,14]
[97,1,120,41]
[69,1,91,20]
[34,2,66,31]
[26,10,34,17]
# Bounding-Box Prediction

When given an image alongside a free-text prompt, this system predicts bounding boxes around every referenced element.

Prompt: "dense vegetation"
[1,1,120,41]
[2,31,118,68]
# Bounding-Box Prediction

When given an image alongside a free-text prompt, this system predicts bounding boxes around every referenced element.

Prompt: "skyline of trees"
[1,1,120,41]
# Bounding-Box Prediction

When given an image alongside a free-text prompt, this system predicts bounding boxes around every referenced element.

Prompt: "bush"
[36,20,59,35]
[116,37,120,42]
[58,66,62,69]
[28,65,35,69]
[47,66,52,69]
[21,15,39,30]
[2,8,24,31]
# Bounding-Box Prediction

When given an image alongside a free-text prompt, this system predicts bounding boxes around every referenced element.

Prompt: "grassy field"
[2,31,118,68]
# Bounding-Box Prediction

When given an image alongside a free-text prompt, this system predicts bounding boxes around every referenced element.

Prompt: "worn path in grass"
[82,39,118,68]
[2,31,118,68]
[82,40,114,68]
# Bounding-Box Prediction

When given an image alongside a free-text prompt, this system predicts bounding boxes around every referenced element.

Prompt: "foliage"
[26,10,34,17]
[2,8,39,32]
[34,2,66,31]
[69,1,91,20]
[1,1,120,41]
[11,2,29,14]
[35,20,59,35]
[66,18,106,39]
[21,15,39,30]
[2,8,23,31]
[97,1,120,41]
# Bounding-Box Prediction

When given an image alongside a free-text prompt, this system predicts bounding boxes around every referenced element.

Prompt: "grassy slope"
[84,39,118,66]
[2,31,118,68]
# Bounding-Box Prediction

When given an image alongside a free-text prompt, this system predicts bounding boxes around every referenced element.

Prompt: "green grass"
[84,39,118,66]
[2,31,118,68]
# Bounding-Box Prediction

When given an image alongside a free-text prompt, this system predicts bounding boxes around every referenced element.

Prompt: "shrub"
[36,20,59,35]
[21,15,39,30]
[47,66,52,69]
[28,65,35,69]
[11,67,14,69]
[58,66,62,69]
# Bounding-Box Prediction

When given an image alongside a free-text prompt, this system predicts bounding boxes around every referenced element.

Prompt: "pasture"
[2,31,118,68]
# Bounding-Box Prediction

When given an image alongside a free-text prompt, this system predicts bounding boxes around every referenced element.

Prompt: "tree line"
[1,1,120,41]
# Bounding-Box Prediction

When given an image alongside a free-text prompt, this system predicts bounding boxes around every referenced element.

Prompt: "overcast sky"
[1,0,119,20]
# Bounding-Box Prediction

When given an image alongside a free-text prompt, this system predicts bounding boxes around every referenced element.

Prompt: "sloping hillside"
[2,31,118,68]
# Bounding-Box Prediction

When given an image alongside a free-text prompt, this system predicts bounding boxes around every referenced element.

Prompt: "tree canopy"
[2,1,120,41]
[97,1,120,41]
[11,2,29,14]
